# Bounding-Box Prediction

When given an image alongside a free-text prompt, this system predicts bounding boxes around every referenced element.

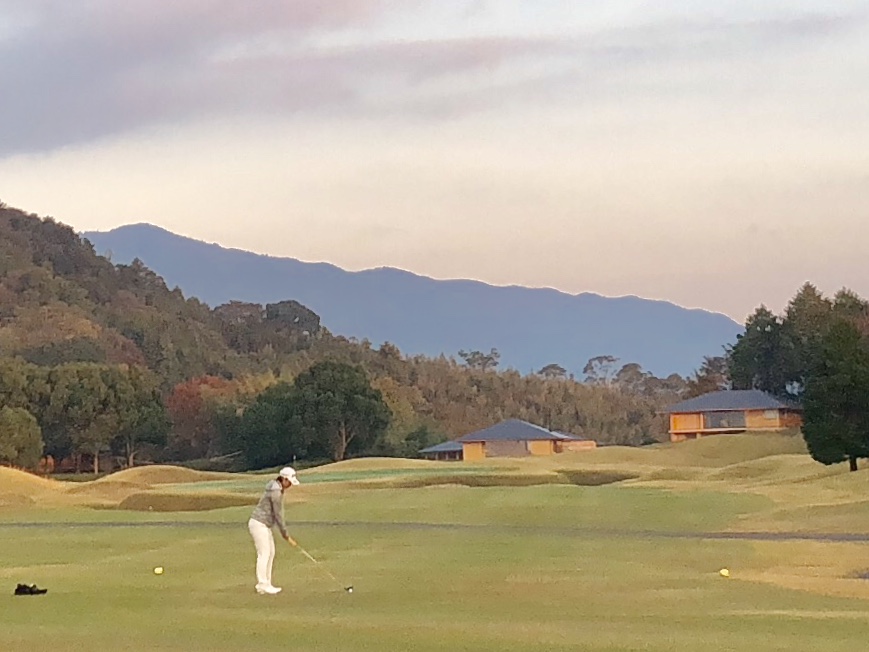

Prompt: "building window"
[763,410,778,420]
[703,411,746,429]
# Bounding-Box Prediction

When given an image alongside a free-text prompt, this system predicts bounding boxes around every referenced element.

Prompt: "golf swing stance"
[248,466,300,595]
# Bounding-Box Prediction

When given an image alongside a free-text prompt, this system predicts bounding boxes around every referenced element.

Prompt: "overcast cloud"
[3,2,866,153]
[1,1,868,320]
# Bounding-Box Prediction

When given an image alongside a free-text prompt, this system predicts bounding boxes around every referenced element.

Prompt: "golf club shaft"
[291,541,345,588]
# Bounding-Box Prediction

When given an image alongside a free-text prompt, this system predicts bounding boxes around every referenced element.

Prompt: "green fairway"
[3,491,869,650]
[4,437,869,651]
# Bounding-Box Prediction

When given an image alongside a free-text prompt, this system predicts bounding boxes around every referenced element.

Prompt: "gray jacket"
[250,479,288,538]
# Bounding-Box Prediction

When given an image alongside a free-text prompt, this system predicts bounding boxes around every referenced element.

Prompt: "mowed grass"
[4,518,869,652]
[3,490,869,651]
[4,434,869,650]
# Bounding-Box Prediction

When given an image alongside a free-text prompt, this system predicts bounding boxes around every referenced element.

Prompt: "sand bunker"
[391,473,568,489]
[118,491,254,512]
[304,457,451,474]
[642,467,708,482]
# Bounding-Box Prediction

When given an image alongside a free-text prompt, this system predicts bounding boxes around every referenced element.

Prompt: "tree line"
[0,203,693,472]
[0,342,682,473]
[19,204,869,474]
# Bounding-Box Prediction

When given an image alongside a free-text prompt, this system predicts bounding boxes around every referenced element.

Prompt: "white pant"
[248,518,276,589]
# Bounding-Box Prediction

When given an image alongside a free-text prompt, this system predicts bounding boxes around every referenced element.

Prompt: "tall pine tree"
[802,320,869,471]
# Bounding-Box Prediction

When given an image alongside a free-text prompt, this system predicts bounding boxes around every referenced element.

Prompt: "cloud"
[0,2,865,154]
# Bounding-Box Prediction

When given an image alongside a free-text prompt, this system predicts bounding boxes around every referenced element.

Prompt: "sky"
[1,1,868,323]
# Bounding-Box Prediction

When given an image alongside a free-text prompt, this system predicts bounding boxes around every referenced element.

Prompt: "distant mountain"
[83,224,742,377]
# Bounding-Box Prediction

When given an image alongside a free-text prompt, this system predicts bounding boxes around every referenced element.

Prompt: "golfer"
[248,466,300,595]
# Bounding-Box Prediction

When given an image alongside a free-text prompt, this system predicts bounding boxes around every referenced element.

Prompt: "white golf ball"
[348,588,353,593]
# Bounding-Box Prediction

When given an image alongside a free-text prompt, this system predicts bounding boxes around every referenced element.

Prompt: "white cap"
[279,467,300,485]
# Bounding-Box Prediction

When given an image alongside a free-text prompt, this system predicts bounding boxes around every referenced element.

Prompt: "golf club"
[289,540,353,593]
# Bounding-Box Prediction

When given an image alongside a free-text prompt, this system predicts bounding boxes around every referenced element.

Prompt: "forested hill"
[83,223,741,377]
[0,205,236,386]
[0,203,684,462]
[0,204,325,386]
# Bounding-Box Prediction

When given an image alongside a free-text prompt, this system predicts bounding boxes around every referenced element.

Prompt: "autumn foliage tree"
[458,348,501,371]
[166,375,236,459]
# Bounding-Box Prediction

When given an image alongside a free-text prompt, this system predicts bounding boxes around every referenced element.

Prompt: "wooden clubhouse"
[420,419,597,462]
[667,389,803,442]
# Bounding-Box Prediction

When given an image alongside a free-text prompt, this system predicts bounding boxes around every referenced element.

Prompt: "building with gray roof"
[419,440,464,462]
[454,419,596,460]
[666,390,803,442]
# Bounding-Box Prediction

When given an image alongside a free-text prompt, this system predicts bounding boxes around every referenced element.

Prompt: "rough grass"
[656,432,809,467]
[0,492,36,507]
[545,433,809,471]
[706,454,840,483]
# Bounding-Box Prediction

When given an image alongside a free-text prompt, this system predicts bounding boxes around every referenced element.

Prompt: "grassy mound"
[0,466,60,495]
[65,479,150,504]
[106,465,238,485]
[657,433,809,468]
[117,491,254,512]
[558,446,661,466]
[707,455,836,483]
[0,492,36,507]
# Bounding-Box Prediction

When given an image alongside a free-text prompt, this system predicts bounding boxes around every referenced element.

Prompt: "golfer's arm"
[271,491,289,539]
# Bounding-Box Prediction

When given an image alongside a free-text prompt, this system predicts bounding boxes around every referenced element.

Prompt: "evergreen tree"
[782,282,833,391]
[684,356,729,398]
[236,382,304,470]
[0,406,44,469]
[294,361,391,461]
[728,306,795,396]
[802,320,869,472]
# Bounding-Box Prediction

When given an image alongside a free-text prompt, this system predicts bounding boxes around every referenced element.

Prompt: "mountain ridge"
[83,223,742,378]
[91,223,734,317]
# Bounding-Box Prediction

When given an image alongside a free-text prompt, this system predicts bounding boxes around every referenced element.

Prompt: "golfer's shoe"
[255,584,282,595]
